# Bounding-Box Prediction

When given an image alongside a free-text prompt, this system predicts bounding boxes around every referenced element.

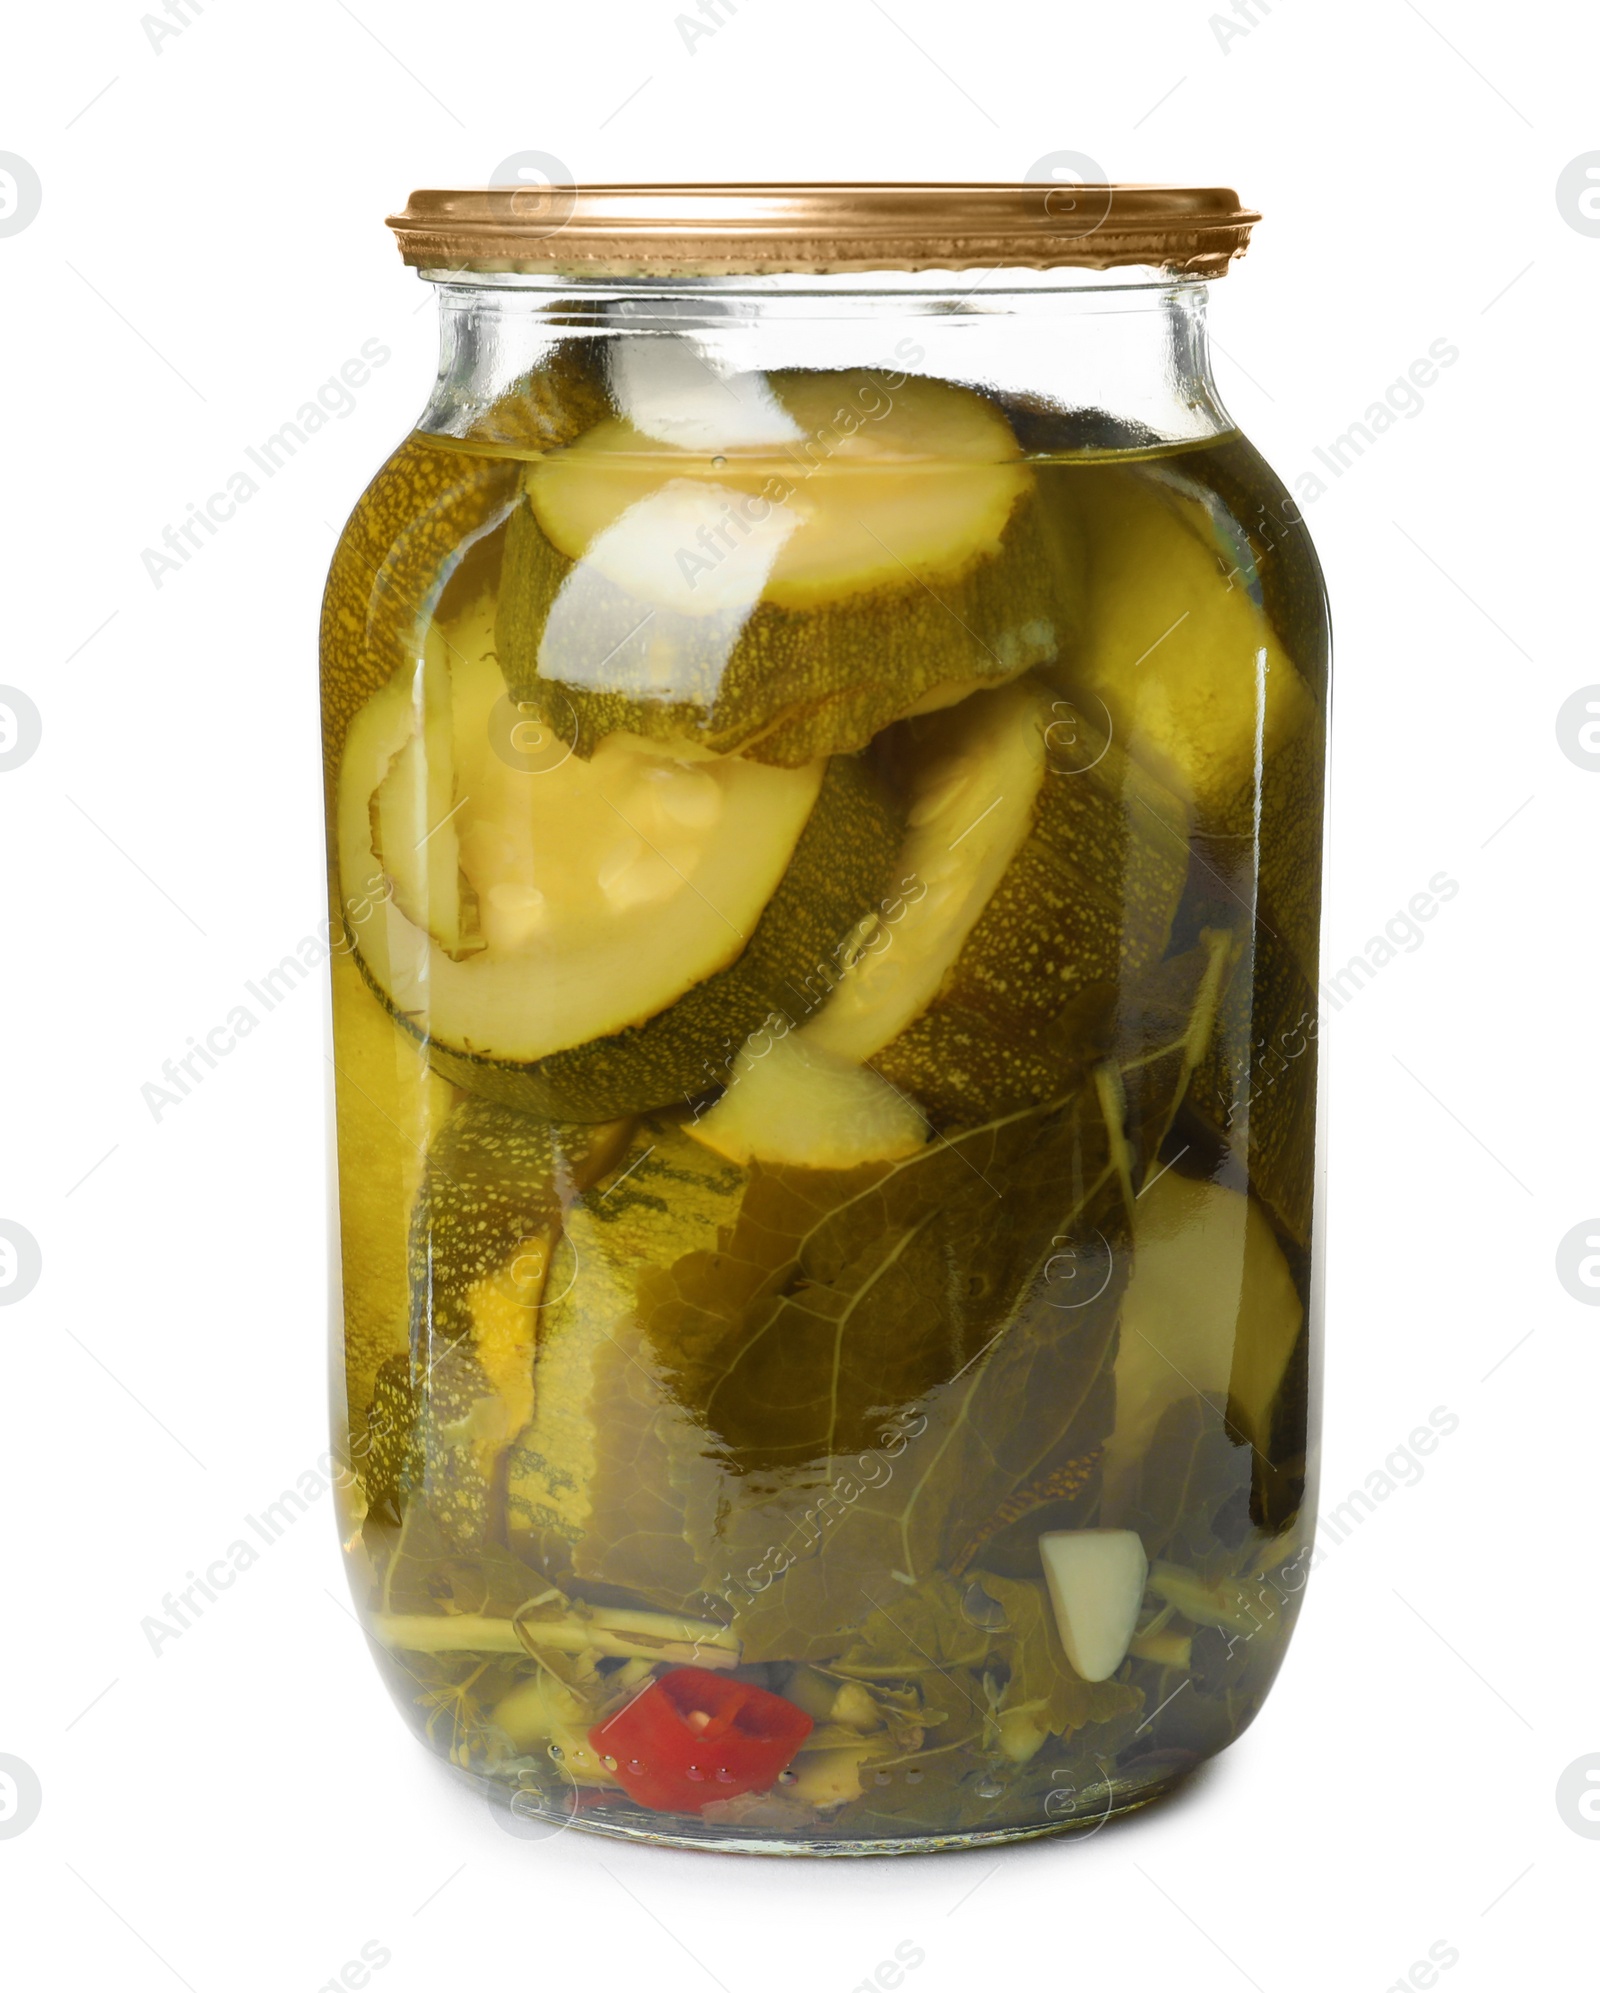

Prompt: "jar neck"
[415,273,1234,452]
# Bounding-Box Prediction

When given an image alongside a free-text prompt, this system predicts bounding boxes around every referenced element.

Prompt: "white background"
[2,2,1594,1987]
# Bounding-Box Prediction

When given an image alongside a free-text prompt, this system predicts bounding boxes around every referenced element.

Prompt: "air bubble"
[975,1775,1004,1800]
[547,1743,564,1760]
[711,454,727,469]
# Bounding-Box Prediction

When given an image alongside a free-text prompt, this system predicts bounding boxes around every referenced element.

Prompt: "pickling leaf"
[810,1572,1145,1840]
[830,1571,1140,1741]
[373,1506,552,1620]
[829,1696,1150,1839]
[652,934,1231,1663]
[832,1575,997,1679]
[978,1573,1144,1740]
[1126,1392,1254,1572]
[372,1647,534,1771]
[666,1107,1127,1662]
[651,931,1229,1469]
[645,1096,1120,1473]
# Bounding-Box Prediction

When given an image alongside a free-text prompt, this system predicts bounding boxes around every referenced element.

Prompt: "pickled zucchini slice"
[805,684,1050,1064]
[1187,914,1319,1250]
[368,1099,630,1548]
[496,370,1085,764]
[1049,465,1314,831]
[332,944,456,1440]
[533,372,1028,608]
[341,645,820,1055]
[338,595,899,1119]
[1099,1168,1304,1523]
[832,675,1192,1118]
[321,436,521,784]
[715,677,1188,1131]
[688,1029,928,1169]
[320,338,607,792]
[463,334,611,452]
[504,1126,744,1601]
[1194,713,1324,1249]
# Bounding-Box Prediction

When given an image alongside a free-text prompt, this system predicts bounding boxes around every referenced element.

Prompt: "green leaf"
[372,1506,547,1620]
[977,1573,1143,1740]
[827,1697,1149,1838]
[1126,1393,1254,1572]
[665,935,1230,1663]
[640,1118,1085,1473]
[833,1575,997,1679]
[503,1128,748,1610]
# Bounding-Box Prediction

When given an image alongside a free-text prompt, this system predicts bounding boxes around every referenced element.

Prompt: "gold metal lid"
[386,183,1259,280]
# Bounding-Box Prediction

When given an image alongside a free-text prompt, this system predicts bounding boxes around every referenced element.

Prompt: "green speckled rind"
[494,483,1086,765]
[504,1127,745,1604]
[873,704,1189,1125]
[320,440,520,799]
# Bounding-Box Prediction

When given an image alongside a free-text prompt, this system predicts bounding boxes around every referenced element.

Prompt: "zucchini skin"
[495,483,1085,765]
[320,438,520,800]
[356,753,902,1123]
[873,729,1188,1126]
[320,338,609,800]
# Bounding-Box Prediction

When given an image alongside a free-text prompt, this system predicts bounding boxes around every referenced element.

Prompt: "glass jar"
[323,184,1327,1855]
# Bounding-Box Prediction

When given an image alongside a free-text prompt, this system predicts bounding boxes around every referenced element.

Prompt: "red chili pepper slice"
[589,1666,813,1813]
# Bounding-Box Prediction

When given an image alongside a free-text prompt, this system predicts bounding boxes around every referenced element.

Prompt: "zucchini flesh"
[337,594,824,1067]
[806,682,1045,1063]
[530,371,1031,612]
[688,1030,928,1168]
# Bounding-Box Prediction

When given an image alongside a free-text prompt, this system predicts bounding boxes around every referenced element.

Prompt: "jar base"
[461,1754,1199,1858]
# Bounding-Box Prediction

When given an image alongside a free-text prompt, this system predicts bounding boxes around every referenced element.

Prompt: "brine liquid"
[325,414,1326,1853]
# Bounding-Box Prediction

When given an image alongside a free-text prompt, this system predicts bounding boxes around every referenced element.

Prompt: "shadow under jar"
[322,184,1328,1855]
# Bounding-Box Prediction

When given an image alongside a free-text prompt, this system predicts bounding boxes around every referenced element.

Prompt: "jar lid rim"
[385,182,1259,278]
